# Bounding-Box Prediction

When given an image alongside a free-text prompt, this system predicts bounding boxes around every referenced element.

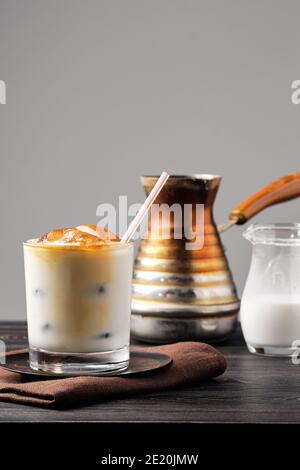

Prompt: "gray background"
[0,0,299,320]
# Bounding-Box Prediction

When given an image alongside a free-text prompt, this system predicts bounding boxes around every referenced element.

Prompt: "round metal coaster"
[1,350,172,379]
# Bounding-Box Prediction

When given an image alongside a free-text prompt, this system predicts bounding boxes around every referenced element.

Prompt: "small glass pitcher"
[240,223,300,356]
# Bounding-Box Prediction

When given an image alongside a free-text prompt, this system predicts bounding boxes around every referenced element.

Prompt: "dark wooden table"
[0,321,299,453]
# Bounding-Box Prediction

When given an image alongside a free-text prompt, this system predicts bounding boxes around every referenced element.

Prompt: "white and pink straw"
[120,171,169,244]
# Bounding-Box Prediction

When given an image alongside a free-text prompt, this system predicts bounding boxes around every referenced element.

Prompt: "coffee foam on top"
[37,224,120,246]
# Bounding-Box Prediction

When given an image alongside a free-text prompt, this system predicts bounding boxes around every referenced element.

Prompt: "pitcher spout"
[243,225,257,244]
[243,223,300,246]
[140,174,222,206]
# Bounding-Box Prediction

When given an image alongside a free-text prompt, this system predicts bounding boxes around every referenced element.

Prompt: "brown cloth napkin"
[0,342,226,409]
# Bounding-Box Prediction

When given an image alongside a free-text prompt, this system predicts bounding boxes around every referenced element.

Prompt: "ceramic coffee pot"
[131,173,300,343]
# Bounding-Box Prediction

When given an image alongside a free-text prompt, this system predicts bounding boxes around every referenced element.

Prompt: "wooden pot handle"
[229,172,300,224]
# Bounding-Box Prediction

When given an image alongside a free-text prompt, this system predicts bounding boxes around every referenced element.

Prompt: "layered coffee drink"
[23,225,133,374]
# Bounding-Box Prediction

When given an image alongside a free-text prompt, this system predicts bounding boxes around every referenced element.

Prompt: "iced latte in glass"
[23,225,133,374]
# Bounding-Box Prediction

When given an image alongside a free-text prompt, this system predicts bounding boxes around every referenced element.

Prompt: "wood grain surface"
[0,322,299,425]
